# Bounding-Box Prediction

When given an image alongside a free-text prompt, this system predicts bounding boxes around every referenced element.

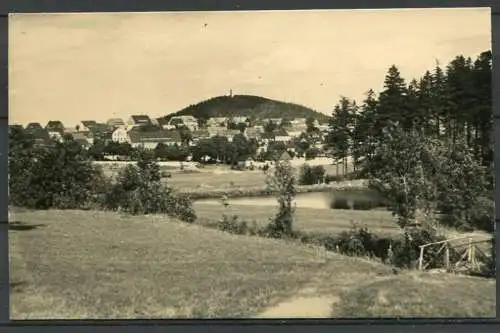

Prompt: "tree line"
[327,51,492,175]
[325,50,493,233]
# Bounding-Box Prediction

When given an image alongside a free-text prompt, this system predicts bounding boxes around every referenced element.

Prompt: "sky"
[9,8,491,126]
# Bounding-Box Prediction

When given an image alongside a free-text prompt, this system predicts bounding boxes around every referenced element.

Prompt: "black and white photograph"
[8,8,495,319]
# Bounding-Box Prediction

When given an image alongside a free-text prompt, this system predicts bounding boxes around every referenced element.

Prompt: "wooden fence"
[418,235,493,272]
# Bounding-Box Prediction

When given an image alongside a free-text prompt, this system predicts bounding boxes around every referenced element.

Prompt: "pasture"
[193,200,493,244]
[9,209,334,319]
[194,202,401,237]
[9,209,495,318]
[96,160,351,193]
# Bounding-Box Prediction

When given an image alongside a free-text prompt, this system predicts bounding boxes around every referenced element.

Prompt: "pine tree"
[431,65,447,138]
[326,96,355,175]
[471,50,493,165]
[376,65,408,134]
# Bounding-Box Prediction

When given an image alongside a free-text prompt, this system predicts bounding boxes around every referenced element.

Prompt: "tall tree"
[326,96,355,175]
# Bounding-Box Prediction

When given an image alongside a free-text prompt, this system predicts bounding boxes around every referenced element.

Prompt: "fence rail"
[417,235,493,272]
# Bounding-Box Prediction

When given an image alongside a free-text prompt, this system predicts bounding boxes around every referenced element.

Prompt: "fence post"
[467,237,472,263]
[444,242,450,271]
[418,246,424,270]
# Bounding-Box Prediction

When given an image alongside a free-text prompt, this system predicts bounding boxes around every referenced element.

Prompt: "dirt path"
[255,277,339,318]
[255,258,395,318]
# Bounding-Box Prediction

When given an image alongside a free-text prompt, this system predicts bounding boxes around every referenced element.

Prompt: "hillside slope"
[158,95,330,123]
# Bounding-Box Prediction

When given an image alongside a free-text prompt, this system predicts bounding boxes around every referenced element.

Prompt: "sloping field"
[9,209,494,319]
[9,209,337,319]
[332,272,495,317]
[194,203,401,237]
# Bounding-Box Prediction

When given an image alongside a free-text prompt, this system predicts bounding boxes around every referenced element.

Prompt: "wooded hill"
[157,95,331,124]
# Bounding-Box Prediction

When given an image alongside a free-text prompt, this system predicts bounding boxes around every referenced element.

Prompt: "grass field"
[9,209,331,319]
[194,203,401,237]
[331,272,496,317]
[99,162,350,192]
[9,209,495,318]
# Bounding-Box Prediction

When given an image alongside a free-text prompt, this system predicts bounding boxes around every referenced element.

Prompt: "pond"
[195,190,383,210]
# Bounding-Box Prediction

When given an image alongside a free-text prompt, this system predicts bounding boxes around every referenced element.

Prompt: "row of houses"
[16,114,330,151]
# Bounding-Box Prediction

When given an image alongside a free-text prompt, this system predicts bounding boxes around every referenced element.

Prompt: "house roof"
[244,128,263,139]
[130,115,152,124]
[192,129,210,139]
[128,128,181,144]
[171,115,197,122]
[208,117,228,124]
[25,122,43,131]
[46,121,65,132]
[207,127,240,137]
[279,151,292,161]
[157,117,169,126]
[274,128,289,137]
[88,123,112,133]
[106,118,125,126]
[72,132,89,140]
[81,120,98,128]
[10,124,24,131]
[262,128,289,139]
[74,137,91,147]
[231,116,248,123]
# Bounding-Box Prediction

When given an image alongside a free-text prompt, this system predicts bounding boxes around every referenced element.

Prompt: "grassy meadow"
[194,203,401,237]
[9,209,327,319]
[98,161,350,193]
[9,208,495,319]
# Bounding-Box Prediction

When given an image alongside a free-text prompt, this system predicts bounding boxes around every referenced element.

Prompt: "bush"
[335,229,367,257]
[9,132,104,210]
[217,214,259,236]
[466,197,494,233]
[265,158,296,237]
[299,164,326,185]
[102,150,196,222]
[390,227,460,269]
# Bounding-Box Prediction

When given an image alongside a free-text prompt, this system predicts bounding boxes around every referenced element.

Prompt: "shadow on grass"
[10,281,28,292]
[9,221,47,231]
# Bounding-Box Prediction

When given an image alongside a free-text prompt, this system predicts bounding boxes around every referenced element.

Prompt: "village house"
[22,123,51,147]
[237,156,255,170]
[111,128,131,144]
[88,126,114,144]
[243,127,263,141]
[274,128,291,143]
[127,115,152,128]
[128,128,182,149]
[230,116,248,125]
[317,123,329,132]
[76,120,98,132]
[25,122,44,133]
[253,125,265,133]
[191,129,210,144]
[283,125,303,139]
[207,127,241,142]
[168,115,199,131]
[45,121,65,142]
[261,118,283,126]
[71,132,92,149]
[9,124,23,132]
[291,118,307,125]
[262,128,291,144]
[150,118,161,127]
[207,117,229,127]
[45,120,65,134]
[106,118,126,129]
